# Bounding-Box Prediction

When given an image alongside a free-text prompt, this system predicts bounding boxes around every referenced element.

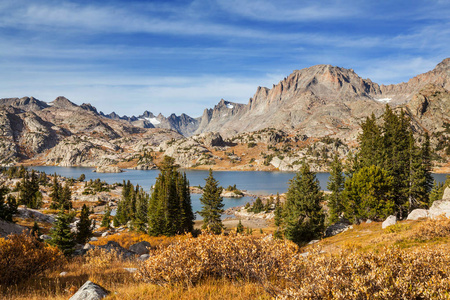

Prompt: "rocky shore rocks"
[94,166,123,173]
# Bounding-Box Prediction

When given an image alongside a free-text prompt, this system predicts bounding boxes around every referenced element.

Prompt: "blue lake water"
[29,166,449,219]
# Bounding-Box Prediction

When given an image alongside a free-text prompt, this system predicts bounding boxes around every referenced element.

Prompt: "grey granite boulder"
[325,220,351,237]
[138,254,150,261]
[407,209,429,221]
[129,241,151,255]
[382,215,397,229]
[69,281,109,300]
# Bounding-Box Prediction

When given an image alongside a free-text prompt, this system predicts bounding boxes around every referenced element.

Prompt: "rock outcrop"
[429,187,450,218]
[0,219,26,238]
[69,281,109,300]
[382,215,397,229]
[407,209,429,221]
[94,166,123,173]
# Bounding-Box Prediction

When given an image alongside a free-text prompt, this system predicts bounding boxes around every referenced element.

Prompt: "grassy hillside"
[1,216,450,299]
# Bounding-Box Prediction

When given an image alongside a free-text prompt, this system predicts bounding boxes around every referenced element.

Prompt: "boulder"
[98,241,135,259]
[429,200,450,219]
[69,281,109,300]
[407,209,429,221]
[40,234,52,240]
[129,241,151,255]
[325,220,351,237]
[83,243,95,250]
[202,132,225,147]
[0,219,26,238]
[90,237,98,242]
[382,215,397,229]
[443,187,450,199]
[17,207,55,223]
[138,254,150,261]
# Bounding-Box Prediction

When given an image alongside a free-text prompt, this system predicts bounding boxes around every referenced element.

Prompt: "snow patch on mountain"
[145,117,161,125]
[375,98,392,102]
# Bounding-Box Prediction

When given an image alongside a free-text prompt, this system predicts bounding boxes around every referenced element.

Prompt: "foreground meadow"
[1,217,450,299]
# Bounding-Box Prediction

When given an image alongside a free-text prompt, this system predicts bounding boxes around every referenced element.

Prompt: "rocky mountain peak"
[80,103,99,114]
[50,96,78,110]
[141,111,155,118]
[0,96,49,111]
[435,58,450,71]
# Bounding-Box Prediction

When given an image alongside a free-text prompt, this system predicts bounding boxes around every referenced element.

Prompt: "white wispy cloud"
[215,0,359,22]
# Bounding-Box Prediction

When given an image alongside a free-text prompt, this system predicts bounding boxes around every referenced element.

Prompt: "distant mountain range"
[0,58,449,168]
[101,57,450,140]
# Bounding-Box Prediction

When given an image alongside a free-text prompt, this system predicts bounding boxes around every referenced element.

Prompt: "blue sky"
[0,0,449,117]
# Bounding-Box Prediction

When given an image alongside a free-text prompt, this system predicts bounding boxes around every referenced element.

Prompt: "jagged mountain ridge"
[64,57,450,139]
[0,58,449,168]
[0,96,183,166]
[194,58,450,139]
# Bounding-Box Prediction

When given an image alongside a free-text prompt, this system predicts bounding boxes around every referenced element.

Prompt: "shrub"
[0,233,63,285]
[411,216,450,241]
[136,233,299,286]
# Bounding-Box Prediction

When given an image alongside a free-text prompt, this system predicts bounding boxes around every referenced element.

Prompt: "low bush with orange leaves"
[0,233,63,286]
[136,233,300,287]
[137,233,450,299]
[412,216,450,241]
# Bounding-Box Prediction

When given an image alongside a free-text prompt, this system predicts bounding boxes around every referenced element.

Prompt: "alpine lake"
[28,166,449,220]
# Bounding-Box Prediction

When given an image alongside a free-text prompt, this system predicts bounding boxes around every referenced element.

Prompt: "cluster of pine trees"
[148,156,195,236]
[49,174,73,210]
[112,157,226,237]
[275,105,435,245]
[113,180,150,232]
[328,106,433,223]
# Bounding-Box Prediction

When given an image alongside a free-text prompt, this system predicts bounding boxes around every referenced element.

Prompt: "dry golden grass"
[2,218,450,299]
[90,231,187,249]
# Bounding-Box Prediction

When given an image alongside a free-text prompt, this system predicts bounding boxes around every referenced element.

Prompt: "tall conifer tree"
[50,208,75,256]
[199,169,224,234]
[76,204,93,244]
[283,163,325,245]
[327,154,345,223]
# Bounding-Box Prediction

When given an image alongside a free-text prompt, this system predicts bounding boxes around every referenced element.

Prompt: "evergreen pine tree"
[199,169,224,234]
[429,180,445,206]
[178,173,194,233]
[76,204,93,244]
[358,113,383,167]
[101,206,111,228]
[134,188,149,232]
[18,170,41,209]
[283,163,325,245]
[274,193,283,227]
[342,165,395,222]
[0,187,18,222]
[236,219,244,234]
[60,184,72,210]
[50,208,76,256]
[327,154,345,223]
[50,174,61,209]
[31,220,42,240]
